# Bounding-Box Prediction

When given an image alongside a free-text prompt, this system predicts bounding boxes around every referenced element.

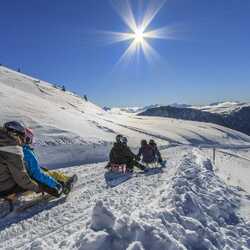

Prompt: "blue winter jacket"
[23,144,60,189]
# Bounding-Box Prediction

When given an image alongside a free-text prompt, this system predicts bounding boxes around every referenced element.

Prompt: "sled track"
[0,165,107,249]
[0,148,186,249]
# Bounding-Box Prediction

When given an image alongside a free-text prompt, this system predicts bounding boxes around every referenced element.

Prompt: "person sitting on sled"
[23,127,77,197]
[137,139,156,164]
[149,139,163,164]
[0,121,41,198]
[108,135,146,171]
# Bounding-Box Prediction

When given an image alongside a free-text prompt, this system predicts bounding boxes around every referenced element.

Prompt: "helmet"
[4,121,25,136]
[25,128,34,144]
[116,134,123,143]
[121,136,128,145]
[141,139,147,146]
[149,139,156,145]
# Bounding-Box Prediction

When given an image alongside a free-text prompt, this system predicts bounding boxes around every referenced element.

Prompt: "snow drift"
[59,150,250,250]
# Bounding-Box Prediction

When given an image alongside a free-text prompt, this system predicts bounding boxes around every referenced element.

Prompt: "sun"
[133,28,145,45]
[102,0,177,64]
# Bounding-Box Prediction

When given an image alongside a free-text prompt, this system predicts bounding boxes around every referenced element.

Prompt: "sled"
[0,175,78,219]
[110,163,128,173]
[105,164,133,187]
[0,191,37,218]
[144,160,167,169]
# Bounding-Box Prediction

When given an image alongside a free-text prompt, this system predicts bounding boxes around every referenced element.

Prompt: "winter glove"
[41,166,49,172]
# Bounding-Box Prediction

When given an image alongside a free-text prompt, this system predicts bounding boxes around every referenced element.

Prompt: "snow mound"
[91,200,116,231]
[65,150,250,250]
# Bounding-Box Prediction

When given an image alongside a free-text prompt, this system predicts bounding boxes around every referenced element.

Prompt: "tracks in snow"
[0,147,187,249]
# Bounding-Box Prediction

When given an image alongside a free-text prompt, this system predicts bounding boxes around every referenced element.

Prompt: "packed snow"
[1,147,250,249]
[0,66,250,249]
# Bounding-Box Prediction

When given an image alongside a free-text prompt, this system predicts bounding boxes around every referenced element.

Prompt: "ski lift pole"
[213,147,216,164]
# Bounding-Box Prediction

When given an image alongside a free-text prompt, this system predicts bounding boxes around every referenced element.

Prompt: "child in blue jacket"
[23,144,62,196]
[23,128,77,197]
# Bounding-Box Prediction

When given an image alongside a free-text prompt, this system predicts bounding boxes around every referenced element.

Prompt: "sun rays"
[102,0,177,65]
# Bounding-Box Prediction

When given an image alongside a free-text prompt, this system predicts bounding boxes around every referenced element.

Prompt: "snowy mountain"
[1,66,250,250]
[193,101,250,115]
[139,103,250,136]
[108,104,161,114]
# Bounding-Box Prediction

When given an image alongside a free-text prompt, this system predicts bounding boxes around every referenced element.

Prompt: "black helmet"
[4,121,25,136]
[149,139,156,145]
[141,139,147,146]
[116,134,123,143]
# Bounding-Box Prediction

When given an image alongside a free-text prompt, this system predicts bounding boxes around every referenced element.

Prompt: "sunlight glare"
[105,0,176,65]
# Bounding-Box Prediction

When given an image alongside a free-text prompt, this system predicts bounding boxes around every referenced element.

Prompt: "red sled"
[110,164,127,173]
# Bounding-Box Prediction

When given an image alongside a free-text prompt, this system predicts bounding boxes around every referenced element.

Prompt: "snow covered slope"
[1,66,250,249]
[1,66,250,168]
[193,101,250,115]
[0,147,250,250]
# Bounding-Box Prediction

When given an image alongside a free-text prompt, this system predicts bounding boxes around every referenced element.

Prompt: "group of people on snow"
[0,121,77,200]
[107,134,163,171]
[0,121,163,202]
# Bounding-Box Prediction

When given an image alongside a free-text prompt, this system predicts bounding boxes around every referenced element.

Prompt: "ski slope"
[1,66,250,249]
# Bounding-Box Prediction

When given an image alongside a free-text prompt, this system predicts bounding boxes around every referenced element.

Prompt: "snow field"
[1,66,250,250]
[1,147,249,249]
[1,65,250,170]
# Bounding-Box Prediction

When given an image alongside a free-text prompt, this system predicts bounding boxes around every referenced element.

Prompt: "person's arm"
[7,146,39,192]
[109,148,114,162]
[24,149,60,189]
[127,146,136,159]
[136,148,142,160]
[156,148,163,162]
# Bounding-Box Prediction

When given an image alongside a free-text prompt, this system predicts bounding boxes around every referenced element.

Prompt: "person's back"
[110,142,131,164]
[0,125,39,196]
[138,140,155,164]
[149,139,163,163]
[109,135,145,171]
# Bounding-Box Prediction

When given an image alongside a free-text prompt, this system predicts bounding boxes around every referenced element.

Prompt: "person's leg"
[46,171,70,183]
[133,160,146,170]
[126,158,145,171]
[38,183,62,197]
[44,170,77,195]
[0,185,26,198]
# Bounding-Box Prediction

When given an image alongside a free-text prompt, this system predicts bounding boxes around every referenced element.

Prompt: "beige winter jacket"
[0,127,39,193]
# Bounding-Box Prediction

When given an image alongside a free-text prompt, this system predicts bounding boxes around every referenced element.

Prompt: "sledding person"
[137,139,156,164]
[0,121,41,198]
[149,139,163,164]
[23,127,77,196]
[108,135,146,171]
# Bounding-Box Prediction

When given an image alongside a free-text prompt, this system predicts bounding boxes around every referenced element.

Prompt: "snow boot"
[62,174,78,195]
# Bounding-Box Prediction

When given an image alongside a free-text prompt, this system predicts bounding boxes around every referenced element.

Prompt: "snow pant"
[0,182,60,198]
[0,170,70,199]
[41,167,70,184]
[108,159,145,171]
[0,185,26,198]
[126,159,145,170]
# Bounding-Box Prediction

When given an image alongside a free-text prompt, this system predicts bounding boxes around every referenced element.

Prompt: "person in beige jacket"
[0,122,40,197]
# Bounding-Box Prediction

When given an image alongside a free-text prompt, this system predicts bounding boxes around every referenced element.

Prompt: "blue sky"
[0,0,249,107]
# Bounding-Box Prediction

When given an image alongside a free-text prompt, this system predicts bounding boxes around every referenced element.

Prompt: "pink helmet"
[25,128,34,144]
